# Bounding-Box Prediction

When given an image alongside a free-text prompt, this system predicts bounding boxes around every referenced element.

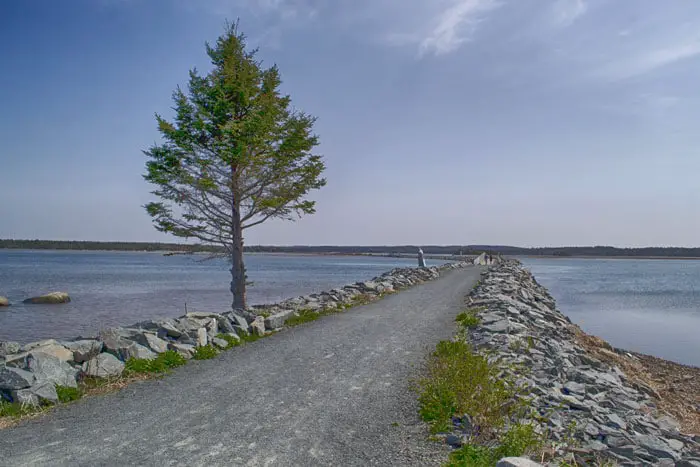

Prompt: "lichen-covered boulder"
[0,341,21,357]
[23,292,71,304]
[83,353,124,378]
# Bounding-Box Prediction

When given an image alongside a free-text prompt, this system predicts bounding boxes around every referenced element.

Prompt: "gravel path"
[0,266,483,467]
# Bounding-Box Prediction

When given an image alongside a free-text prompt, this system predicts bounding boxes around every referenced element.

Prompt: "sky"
[1,0,699,247]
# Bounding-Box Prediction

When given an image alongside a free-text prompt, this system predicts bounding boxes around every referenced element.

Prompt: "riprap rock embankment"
[458,261,699,466]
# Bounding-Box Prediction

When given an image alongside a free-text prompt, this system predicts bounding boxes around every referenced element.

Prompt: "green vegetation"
[285,309,322,327]
[216,333,241,349]
[192,345,219,360]
[418,340,524,435]
[455,308,482,328]
[446,424,540,467]
[55,386,81,403]
[143,21,326,310]
[419,310,543,466]
[0,400,43,418]
[124,350,187,375]
[238,332,263,344]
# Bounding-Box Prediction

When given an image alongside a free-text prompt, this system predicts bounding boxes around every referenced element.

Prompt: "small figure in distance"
[418,247,427,268]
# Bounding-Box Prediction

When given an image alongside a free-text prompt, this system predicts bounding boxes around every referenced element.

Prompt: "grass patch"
[56,385,81,403]
[0,400,43,418]
[216,333,241,349]
[446,423,541,467]
[455,309,481,328]
[418,339,524,436]
[192,345,219,360]
[124,350,187,375]
[285,308,321,327]
[239,332,263,343]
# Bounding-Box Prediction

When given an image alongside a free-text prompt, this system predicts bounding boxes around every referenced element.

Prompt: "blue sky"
[1,0,699,247]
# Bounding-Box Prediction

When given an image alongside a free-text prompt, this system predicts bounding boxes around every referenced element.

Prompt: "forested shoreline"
[1,239,699,257]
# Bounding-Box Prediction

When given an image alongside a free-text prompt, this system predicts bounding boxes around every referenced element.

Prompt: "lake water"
[520,257,700,367]
[0,250,448,344]
[1,251,698,368]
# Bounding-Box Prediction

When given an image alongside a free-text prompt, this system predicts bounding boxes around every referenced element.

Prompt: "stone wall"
[455,260,700,466]
[0,261,472,408]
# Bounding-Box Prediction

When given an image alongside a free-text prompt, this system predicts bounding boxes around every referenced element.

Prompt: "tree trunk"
[230,165,247,312]
[230,215,247,311]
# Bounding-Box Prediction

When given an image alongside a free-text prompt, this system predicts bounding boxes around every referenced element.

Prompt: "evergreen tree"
[144,22,326,311]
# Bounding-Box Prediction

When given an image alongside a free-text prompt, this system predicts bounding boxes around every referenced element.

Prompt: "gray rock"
[22,339,60,352]
[584,423,600,438]
[99,328,148,358]
[227,313,250,334]
[634,434,681,461]
[215,315,235,334]
[563,381,586,395]
[26,352,79,388]
[665,438,684,451]
[656,415,681,434]
[0,341,20,357]
[122,342,156,361]
[10,388,40,406]
[144,333,169,354]
[158,322,182,339]
[31,343,74,362]
[606,413,627,430]
[211,337,229,349]
[265,309,297,330]
[83,353,124,378]
[0,367,35,390]
[167,343,194,359]
[63,340,103,363]
[12,381,58,406]
[445,434,462,447]
[196,328,208,347]
[3,351,28,368]
[483,320,510,333]
[23,291,71,304]
[676,459,700,467]
[250,316,266,337]
[496,458,543,467]
[185,311,221,320]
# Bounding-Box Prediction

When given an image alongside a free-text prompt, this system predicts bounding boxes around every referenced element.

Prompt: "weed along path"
[0,266,483,467]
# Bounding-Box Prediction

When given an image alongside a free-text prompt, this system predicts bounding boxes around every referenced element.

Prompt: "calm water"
[0,250,447,343]
[520,258,700,367]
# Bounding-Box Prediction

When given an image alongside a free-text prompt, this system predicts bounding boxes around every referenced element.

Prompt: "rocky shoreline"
[0,261,471,413]
[452,260,700,466]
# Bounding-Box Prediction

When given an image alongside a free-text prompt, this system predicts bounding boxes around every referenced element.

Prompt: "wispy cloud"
[594,38,700,81]
[417,0,500,57]
[549,0,587,28]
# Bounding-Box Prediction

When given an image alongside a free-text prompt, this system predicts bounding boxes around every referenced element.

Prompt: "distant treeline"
[0,239,221,253]
[1,240,699,257]
[469,245,700,258]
